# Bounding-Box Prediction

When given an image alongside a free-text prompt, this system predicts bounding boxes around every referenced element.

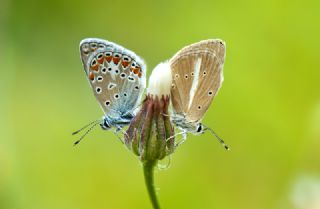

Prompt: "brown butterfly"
[169,39,229,150]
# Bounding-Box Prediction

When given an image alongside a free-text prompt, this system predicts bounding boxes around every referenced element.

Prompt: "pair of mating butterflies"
[76,38,228,149]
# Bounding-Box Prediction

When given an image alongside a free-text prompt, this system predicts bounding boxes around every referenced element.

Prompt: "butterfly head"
[100,116,112,130]
[195,123,205,134]
[172,116,203,135]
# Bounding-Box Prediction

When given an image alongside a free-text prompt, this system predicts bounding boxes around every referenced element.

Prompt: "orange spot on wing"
[91,64,99,71]
[89,72,94,80]
[138,72,142,78]
[121,61,129,68]
[113,57,120,65]
[133,67,140,74]
[105,56,112,62]
[97,56,104,64]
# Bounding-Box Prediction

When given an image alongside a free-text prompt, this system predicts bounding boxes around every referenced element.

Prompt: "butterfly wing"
[169,39,225,123]
[80,38,146,119]
[170,46,199,114]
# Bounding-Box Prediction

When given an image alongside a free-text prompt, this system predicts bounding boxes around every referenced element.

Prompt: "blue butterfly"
[74,38,146,144]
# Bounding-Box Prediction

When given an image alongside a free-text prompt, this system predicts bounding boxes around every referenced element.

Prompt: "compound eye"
[196,124,202,133]
[103,120,110,128]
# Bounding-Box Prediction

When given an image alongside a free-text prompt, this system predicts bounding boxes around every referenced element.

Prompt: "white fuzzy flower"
[147,62,172,96]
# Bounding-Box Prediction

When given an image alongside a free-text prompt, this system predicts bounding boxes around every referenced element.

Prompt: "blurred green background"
[1,0,320,209]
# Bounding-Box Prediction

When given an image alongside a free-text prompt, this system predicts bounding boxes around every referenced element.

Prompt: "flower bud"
[125,62,175,162]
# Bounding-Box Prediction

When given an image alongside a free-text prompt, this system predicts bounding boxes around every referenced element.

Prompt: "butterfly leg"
[174,131,188,148]
[113,126,125,144]
[161,113,170,117]
[166,131,183,142]
[165,130,188,148]
[115,126,122,133]
[161,113,184,118]
[157,155,171,170]
[114,125,131,144]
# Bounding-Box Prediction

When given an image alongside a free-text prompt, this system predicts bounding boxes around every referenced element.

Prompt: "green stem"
[143,161,161,209]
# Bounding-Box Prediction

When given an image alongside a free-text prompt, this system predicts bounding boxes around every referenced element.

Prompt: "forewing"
[170,47,198,114]
[186,40,226,122]
[169,39,226,122]
[80,38,146,118]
